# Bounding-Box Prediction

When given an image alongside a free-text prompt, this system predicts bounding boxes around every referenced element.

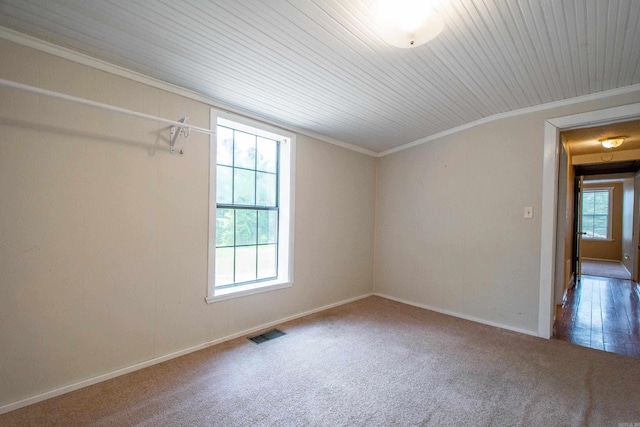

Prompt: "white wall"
[622,176,634,273]
[0,39,376,409]
[374,92,640,335]
[554,143,568,305]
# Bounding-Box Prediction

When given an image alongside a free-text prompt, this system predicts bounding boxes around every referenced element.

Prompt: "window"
[581,188,613,240]
[207,111,295,303]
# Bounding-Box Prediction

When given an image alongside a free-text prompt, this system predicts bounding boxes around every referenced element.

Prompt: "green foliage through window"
[215,124,279,288]
[581,189,610,240]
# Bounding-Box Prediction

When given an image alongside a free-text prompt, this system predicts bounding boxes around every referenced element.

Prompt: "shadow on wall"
[0,116,169,156]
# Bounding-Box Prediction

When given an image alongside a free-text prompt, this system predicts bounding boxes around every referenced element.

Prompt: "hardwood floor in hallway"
[555,275,640,358]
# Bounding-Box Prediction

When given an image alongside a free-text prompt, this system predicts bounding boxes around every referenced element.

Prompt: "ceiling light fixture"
[600,137,626,149]
[374,0,444,48]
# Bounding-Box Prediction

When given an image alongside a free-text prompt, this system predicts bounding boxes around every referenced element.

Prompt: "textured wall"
[0,39,376,408]
[374,92,640,334]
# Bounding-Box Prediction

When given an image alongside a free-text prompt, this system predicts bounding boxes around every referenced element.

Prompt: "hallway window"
[581,188,613,240]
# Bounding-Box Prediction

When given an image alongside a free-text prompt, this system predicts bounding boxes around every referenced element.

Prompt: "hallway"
[555,275,640,358]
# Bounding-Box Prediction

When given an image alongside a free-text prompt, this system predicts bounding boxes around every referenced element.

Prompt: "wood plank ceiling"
[0,0,639,153]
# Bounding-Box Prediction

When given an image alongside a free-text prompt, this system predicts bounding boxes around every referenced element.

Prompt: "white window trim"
[206,109,295,304]
[582,186,614,241]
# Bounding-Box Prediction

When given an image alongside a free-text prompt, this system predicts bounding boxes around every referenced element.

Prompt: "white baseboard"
[373,293,539,338]
[0,293,372,415]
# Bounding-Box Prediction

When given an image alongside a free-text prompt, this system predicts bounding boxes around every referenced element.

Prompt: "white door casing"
[539,102,640,338]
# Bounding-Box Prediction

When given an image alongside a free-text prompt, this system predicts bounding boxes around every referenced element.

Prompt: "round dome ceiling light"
[600,137,625,149]
[375,0,444,48]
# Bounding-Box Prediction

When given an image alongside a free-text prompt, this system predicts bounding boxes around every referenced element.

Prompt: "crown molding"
[3,25,638,159]
[0,26,377,157]
[375,84,640,157]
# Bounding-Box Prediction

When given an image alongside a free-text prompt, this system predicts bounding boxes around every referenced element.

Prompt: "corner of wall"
[372,155,380,294]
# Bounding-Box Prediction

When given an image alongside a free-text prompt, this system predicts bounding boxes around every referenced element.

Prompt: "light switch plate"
[524,207,533,219]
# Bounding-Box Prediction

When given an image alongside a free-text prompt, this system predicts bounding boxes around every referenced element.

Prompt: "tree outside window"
[581,188,612,240]
[207,111,295,303]
[215,125,279,288]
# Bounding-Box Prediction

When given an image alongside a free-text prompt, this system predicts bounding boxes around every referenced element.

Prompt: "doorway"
[555,169,640,357]
[573,172,636,283]
[539,102,640,339]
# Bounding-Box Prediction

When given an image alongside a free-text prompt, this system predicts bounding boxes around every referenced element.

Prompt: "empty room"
[1,0,639,425]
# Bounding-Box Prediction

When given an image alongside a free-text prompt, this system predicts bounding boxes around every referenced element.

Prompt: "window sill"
[205,280,292,303]
[582,238,615,242]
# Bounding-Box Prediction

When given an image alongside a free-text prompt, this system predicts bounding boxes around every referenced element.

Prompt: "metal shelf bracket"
[169,117,190,153]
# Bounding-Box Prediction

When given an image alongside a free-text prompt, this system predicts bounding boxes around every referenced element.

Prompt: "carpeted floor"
[581,259,631,280]
[1,296,639,426]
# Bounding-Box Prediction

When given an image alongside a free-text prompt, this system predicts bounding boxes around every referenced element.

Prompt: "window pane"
[593,228,607,239]
[234,131,256,169]
[582,216,594,236]
[582,192,595,215]
[234,169,255,205]
[235,246,257,283]
[217,126,234,166]
[212,116,288,291]
[257,137,278,173]
[258,210,278,244]
[594,216,608,238]
[216,165,233,204]
[258,244,277,279]
[216,247,234,286]
[235,209,257,246]
[216,208,234,247]
[582,189,610,240]
[593,192,609,215]
[256,172,277,206]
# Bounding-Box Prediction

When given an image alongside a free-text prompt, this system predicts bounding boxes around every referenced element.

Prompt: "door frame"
[574,175,584,286]
[539,102,640,338]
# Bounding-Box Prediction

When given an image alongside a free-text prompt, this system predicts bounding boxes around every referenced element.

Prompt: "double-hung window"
[207,110,295,302]
[581,188,613,240]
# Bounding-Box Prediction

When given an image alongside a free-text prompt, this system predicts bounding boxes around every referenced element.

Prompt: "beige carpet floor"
[581,259,631,280]
[1,296,639,426]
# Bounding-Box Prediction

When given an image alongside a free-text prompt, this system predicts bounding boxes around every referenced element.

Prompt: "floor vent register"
[248,329,286,344]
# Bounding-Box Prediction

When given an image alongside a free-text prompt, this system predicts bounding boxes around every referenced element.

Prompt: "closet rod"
[0,77,216,137]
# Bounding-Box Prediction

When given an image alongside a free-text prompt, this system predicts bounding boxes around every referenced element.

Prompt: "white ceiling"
[0,0,639,153]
